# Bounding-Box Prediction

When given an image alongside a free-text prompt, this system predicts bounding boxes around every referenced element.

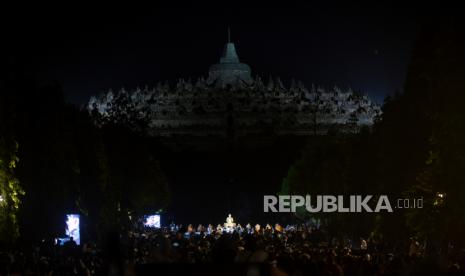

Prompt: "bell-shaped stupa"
[207,28,253,87]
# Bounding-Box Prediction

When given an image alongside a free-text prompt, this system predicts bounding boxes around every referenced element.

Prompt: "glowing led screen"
[144,215,161,228]
[65,214,80,245]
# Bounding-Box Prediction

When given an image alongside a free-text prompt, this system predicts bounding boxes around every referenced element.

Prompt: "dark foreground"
[1,225,464,275]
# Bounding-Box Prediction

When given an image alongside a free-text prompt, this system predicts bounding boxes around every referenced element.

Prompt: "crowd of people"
[1,220,464,275]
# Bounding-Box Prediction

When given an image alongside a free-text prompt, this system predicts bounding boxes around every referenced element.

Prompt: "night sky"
[6,4,422,106]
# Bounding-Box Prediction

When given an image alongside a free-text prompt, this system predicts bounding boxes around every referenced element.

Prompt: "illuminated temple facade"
[87,39,381,137]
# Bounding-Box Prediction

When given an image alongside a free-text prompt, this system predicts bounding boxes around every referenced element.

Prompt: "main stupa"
[207,29,253,87]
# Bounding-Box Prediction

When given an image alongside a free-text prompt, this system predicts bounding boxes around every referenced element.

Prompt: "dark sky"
[6,4,421,105]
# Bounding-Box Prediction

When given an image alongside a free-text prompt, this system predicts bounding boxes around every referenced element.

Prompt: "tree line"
[0,64,170,245]
[281,15,465,253]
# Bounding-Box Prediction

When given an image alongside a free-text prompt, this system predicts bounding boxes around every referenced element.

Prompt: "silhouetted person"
[63,236,77,257]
